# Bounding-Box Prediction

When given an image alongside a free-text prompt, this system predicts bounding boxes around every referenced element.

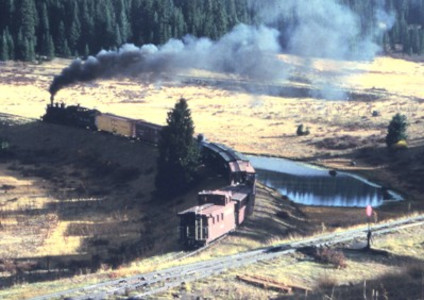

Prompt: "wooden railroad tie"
[236,274,311,294]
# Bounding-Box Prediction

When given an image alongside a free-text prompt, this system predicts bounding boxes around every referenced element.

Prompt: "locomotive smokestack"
[50,94,54,106]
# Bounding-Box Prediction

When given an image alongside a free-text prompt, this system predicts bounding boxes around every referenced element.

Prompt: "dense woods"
[0,0,424,61]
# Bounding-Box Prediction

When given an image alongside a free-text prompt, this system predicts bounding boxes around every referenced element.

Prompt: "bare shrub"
[313,134,384,150]
[0,259,16,274]
[316,273,338,290]
[315,248,347,269]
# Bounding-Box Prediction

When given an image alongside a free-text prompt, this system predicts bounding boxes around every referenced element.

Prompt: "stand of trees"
[0,0,251,61]
[1,0,424,62]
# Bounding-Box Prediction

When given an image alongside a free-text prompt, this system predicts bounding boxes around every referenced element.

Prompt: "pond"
[247,155,402,207]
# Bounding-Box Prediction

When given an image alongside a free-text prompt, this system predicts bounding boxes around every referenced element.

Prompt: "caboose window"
[221,213,224,220]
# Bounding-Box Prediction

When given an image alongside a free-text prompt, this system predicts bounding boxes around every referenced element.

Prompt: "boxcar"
[135,120,162,144]
[95,114,136,138]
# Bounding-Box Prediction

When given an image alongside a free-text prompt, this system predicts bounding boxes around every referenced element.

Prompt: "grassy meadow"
[0,54,424,298]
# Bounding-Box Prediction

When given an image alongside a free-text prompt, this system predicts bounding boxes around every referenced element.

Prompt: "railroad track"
[31,214,424,300]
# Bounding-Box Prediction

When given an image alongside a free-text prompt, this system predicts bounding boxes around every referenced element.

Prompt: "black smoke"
[49,24,286,98]
[50,0,394,100]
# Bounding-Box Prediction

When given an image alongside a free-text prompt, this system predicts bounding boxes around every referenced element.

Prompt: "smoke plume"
[50,0,394,100]
[49,24,286,98]
[248,0,394,99]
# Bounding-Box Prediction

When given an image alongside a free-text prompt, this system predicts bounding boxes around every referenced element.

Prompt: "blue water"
[247,155,402,207]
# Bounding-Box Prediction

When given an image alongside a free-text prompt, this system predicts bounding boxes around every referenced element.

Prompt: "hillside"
[0,55,423,298]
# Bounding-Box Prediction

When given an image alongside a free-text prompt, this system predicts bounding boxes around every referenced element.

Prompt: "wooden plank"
[236,275,292,293]
[236,274,311,293]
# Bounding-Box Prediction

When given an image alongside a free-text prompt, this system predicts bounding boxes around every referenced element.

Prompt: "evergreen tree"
[5,27,14,60]
[411,27,420,54]
[83,43,90,57]
[94,0,116,50]
[3,0,424,60]
[155,98,200,197]
[116,0,131,44]
[38,2,54,58]
[80,0,95,54]
[212,0,228,39]
[62,39,71,57]
[0,31,9,61]
[16,0,37,60]
[68,2,81,52]
[45,34,54,59]
[386,113,408,148]
[0,0,15,36]
[56,20,66,56]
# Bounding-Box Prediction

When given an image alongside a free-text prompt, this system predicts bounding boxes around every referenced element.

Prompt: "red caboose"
[178,191,236,248]
[178,185,254,248]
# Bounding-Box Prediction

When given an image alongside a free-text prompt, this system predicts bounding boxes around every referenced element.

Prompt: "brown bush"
[316,273,338,290]
[315,248,347,269]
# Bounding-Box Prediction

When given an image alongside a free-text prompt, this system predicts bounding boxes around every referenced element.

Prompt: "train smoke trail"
[249,0,395,99]
[49,24,286,99]
[50,0,394,100]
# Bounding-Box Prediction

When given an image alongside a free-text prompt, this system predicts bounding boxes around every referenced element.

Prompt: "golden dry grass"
[1,55,424,298]
[1,55,424,160]
[157,224,424,299]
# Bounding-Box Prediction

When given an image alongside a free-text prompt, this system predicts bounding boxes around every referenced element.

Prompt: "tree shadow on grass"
[0,121,193,288]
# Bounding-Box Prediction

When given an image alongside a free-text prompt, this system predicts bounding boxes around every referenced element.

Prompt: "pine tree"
[212,0,228,39]
[56,21,66,56]
[80,0,94,51]
[45,34,55,59]
[116,0,131,44]
[16,0,37,61]
[62,39,71,57]
[0,31,9,61]
[155,98,200,197]
[94,0,116,50]
[68,2,82,52]
[38,2,54,59]
[386,113,408,148]
[83,44,90,57]
[5,28,14,60]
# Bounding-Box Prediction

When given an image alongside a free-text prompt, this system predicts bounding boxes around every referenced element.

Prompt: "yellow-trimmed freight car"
[95,113,136,138]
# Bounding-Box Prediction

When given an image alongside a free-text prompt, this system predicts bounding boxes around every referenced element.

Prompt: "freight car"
[42,103,162,144]
[201,142,256,185]
[178,142,256,248]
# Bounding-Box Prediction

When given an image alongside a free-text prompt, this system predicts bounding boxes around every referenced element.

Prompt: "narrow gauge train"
[177,141,256,248]
[42,103,162,144]
[42,102,256,249]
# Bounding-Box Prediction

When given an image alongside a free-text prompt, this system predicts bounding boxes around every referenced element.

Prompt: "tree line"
[1,0,424,62]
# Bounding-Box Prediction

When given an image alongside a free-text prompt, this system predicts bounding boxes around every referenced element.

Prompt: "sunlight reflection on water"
[247,155,402,207]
